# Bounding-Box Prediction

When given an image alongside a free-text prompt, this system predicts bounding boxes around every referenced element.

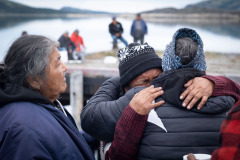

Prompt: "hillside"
[0,0,59,13]
[0,0,111,14]
[186,0,240,11]
[142,7,232,14]
[60,7,111,14]
[143,0,240,14]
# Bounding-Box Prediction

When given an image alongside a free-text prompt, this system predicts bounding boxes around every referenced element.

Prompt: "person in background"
[58,31,76,60]
[70,29,85,61]
[109,16,128,49]
[130,13,148,44]
[21,31,28,36]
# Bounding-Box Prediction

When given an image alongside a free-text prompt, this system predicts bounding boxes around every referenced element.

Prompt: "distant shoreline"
[0,13,111,18]
[1,12,240,24]
[120,13,240,24]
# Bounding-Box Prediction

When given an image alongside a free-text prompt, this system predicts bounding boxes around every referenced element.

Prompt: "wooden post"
[70,71,83,129]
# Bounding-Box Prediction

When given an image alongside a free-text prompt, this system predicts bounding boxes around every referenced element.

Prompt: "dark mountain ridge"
[0,0,111,14]
[186,0,240,11]
[143,0,240,14]
[0,0,59,13]
[60,7,111,14]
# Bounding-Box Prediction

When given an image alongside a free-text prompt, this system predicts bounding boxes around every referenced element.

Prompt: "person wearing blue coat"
[0,35,95,160]
[130,13,148,44]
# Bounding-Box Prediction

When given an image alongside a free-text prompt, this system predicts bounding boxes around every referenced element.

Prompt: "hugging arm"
[205,75,240,100]
[105,105,148,160]
[190,95,235,114]
[105,86,164,160]
[181,76,240,110]
[81,76,135,142]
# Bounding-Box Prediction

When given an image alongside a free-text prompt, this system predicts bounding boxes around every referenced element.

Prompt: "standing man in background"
[130,13,148,44]
[109,16,128,49]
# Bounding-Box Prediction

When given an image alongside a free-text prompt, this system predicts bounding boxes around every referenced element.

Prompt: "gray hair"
[175,37,198,65]
[4,35,59,88]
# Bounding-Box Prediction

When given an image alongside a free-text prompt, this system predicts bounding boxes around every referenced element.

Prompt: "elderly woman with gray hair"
[0,35,95,160]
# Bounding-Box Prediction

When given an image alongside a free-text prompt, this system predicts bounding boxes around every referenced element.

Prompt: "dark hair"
[21,31,28,36]
[175,37,198,65]
[3,35,58,88]
[112,15,116,20]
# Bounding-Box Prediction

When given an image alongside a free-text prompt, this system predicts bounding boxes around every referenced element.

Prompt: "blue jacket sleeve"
[130,20,135,36]
[0,123,53,160]
[80,76,136,142]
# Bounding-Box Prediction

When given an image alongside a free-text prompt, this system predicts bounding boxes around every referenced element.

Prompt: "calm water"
[1,16,240,62]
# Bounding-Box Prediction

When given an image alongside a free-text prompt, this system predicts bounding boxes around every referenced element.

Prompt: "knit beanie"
[162,28,207,72]
[117,42,162,88]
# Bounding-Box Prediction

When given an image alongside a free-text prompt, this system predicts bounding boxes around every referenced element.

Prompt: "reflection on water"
[0,16,240,62]
[0,17,53,29]
[198,23,240,39]
[153,22,240,39]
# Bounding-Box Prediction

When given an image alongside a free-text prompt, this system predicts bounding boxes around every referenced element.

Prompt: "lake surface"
[1,16,240,62]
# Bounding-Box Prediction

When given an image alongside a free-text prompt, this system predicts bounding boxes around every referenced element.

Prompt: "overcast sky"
[10,0,205,13]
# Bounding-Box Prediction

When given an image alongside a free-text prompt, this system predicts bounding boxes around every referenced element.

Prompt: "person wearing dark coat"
[81,29,240,159]
[58,31,76,60]
[0,35,95,160]
[109,16,128,49]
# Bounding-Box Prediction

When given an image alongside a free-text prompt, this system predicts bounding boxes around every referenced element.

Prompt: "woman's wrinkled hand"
[130,85,165,115]
[180,77,214,110]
